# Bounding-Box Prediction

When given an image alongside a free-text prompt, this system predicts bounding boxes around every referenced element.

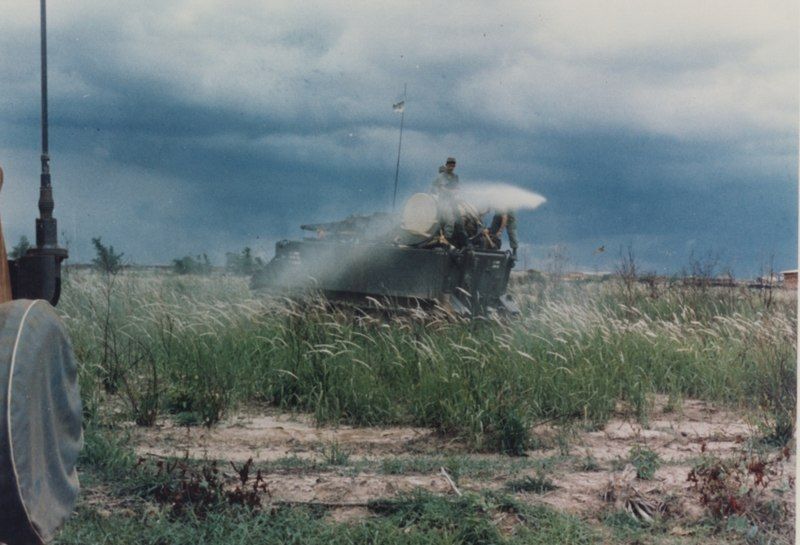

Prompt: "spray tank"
[0,2,82,543]
[251,192,520,316]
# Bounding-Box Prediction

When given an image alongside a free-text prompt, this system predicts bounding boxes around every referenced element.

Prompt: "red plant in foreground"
[137,456,270,517]
[687,448,791,520]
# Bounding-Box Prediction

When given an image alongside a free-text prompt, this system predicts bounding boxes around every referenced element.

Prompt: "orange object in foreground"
[0,167,12,304]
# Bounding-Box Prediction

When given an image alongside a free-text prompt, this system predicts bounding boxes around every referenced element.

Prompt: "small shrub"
[663,392,683,414]
[610,457,627,472]
[79,426,136,478]
[505,472,557,493]
[555,424,574,456]
[132,392,160,427]
[197,391,228,427]
[576,452,602,472]
[170,369,233,427]
[174,411,202,427]
[629,445,659,480]
[91,237,125,275]
[117,339,162,427]
[166,384,196,414]
[488,403,531,456]
[380,457,406,475]
[321,441,350,465]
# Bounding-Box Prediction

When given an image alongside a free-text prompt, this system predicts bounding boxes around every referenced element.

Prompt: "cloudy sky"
[0,1,796,276]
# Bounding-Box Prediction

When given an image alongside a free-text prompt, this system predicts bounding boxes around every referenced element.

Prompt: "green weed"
[629,445,660,480]
[505,472,557,493]
[321,441,351,466]
[79,425,136,480]
[58,486,596,545]
[576,452,602,472]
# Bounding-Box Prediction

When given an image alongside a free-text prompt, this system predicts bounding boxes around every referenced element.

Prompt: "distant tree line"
[8,233,265,277]
[172,254,212,275]
[224,247,264,275]
[171,247,264,276]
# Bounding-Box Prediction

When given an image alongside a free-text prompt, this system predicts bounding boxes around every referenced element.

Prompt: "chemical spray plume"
[458,182,546,213]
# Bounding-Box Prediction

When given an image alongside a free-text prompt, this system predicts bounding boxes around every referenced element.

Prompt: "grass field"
[55,269,796,544]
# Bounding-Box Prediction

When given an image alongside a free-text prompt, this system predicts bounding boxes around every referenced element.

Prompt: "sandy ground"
[131,398,795,523]
[134,411,434,462]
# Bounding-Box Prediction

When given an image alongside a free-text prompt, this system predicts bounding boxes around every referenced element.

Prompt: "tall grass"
[59,269,796,451]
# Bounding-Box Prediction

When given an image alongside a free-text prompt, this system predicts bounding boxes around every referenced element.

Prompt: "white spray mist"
[457,182,546,213]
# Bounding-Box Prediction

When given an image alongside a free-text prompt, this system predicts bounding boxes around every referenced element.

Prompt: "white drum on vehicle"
[401,193,440,242]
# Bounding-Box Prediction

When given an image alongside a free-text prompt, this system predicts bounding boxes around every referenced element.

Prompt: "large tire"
[0,300,82,545]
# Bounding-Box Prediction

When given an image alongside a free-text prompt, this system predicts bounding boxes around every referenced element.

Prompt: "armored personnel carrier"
[251,193,518,316]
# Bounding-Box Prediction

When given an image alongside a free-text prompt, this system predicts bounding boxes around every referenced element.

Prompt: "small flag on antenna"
[393,100,405,113]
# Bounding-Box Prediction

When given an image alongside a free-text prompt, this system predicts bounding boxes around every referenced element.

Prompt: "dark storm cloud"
[0,1,796,276]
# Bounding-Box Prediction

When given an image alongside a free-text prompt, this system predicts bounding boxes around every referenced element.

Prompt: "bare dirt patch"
[263,473,453,505]
[523,399,793,518]
[133,408,437,462]
[131,398,795,524]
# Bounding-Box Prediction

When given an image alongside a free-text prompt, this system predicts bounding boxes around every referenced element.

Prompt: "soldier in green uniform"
[486,209,518,258]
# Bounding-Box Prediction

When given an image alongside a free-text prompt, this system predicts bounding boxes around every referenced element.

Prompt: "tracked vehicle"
[251,193,519,316]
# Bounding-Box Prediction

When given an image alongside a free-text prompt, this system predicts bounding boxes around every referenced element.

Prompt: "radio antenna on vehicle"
[8,0,68,305]
[391,83,407,212]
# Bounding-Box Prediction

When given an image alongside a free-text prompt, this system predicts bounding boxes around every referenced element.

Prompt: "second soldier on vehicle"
[485,208,519,258]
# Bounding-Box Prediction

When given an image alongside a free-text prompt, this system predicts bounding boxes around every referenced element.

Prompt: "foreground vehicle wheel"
[0,300,82,545]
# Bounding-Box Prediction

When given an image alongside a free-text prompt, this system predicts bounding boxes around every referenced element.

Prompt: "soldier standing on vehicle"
[430,157,465,245]
[486,209,519,258]
[430,157,459,195]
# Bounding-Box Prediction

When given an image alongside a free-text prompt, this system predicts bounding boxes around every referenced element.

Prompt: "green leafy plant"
[576,452,602,472]
[505,472,557,493]
[488,402,532,456]
[321,441,351,465]
[629,445,659,480]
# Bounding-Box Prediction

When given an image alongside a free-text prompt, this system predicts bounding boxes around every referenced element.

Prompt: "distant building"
[781,270,797,291]
[563,272,590,282]
[752,273,780,287]
[712,275,736,287]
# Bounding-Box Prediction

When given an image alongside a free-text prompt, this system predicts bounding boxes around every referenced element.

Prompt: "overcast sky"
[0,1,796,276]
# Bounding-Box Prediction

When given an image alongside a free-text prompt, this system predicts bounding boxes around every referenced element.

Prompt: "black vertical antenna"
[9,0,67,305]
[391,83,406,212]
[36,0,60,251]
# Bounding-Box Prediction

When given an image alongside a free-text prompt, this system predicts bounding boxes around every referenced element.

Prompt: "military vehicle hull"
[252,239,518,316]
